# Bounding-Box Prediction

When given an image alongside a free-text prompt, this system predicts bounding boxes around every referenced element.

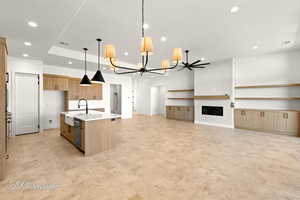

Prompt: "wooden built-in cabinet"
[43,74,69,91]
[166,106,194,121]
[235,109,300,137]
[0,37,7,181]
[68,78,102,100]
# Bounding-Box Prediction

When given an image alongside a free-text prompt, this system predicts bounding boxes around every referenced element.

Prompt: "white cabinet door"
[16,73,39,135]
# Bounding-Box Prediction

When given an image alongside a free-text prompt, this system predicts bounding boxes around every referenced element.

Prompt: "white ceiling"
[0,0,300,71]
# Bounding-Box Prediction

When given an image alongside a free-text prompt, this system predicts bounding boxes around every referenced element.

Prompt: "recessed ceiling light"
[143,23,149,29]
[103,66,107,70]
[28,21,38,28]
[124,52,129,56]
[230,6,240,13]
[161,37,167,42]
[252,45,258,50]
[68,61,72,65]
[201,57,205,61]
[24,42,32,46]
[23,54,29,57]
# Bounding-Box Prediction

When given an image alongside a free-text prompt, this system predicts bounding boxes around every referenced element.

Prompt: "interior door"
[16,73,39,135]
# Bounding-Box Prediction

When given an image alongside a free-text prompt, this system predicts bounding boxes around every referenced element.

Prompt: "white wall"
[194,59,234,128]
[8,56,133,135]
[43,91,65,129]
[135,70,194,115]
[234,50,300,110]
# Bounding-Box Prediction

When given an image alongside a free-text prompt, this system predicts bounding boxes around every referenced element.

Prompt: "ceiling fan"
[178,50,210,71]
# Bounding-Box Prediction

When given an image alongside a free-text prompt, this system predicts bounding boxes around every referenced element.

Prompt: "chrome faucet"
[78,99,88,114]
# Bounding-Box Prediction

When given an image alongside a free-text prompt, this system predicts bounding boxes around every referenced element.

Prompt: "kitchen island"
[60,111,121,156]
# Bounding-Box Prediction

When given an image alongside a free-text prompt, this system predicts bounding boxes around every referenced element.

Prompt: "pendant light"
[80,48,92,86]
[91,38,105,83]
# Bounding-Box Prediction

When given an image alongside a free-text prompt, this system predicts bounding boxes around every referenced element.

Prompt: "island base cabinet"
[84,119,120,156]
[235,109,300,137]
[60,115,75,144]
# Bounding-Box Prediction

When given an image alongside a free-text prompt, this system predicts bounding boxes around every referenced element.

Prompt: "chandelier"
[103,0,183,75]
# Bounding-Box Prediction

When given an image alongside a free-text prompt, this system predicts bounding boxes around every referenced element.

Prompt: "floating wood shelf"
[168,89,194,92]
[235,97,300,100]
[235,83,300,89]
[194,95,230,100]
[168,98,194,100]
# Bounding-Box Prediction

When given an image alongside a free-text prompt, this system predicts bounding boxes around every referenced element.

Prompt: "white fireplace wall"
[234,50,300,110]
[194,59,234,128]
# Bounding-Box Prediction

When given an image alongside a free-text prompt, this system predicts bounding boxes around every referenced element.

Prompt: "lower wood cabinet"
[166,106,194,121]
[235,109,300,137]
[60,114,75,144]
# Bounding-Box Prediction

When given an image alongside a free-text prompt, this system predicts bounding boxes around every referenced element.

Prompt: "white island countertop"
[62,110,121,122]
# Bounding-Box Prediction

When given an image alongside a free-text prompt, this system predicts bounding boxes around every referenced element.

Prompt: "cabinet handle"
[286,113,288,119]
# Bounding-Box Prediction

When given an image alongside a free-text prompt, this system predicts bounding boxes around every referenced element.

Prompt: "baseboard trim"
[194,121,234,129]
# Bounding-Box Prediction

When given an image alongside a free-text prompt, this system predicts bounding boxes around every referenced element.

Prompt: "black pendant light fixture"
[91,38,105,83]
[80,48,92,86]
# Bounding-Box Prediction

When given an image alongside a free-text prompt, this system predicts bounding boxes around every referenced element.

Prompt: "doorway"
[15,73,39,135]
[110,84,122,114]
[150,86,166,116]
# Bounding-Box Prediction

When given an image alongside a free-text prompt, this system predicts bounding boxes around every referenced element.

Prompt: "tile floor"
[1,115,300,200]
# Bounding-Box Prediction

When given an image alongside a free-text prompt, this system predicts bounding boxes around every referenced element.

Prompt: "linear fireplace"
[202,106,223,116]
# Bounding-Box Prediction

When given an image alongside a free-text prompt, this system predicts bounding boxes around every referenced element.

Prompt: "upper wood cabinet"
[43,75,103,100]
[68,78,102,100]
[43,74,69,91]
[235,109,300,137]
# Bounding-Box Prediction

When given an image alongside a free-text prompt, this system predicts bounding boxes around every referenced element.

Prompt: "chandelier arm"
[113,70,140,75]
[109,58,137,71]
[146,61,179,72]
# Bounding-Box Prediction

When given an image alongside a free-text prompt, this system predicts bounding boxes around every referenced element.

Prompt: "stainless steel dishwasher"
[74,119,81,149]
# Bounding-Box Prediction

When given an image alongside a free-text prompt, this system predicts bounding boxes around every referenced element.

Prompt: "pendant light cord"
[98,40,101,70]
[84,48,87,75]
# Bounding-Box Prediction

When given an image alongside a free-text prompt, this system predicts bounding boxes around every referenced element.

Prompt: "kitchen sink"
[64,110,101,126]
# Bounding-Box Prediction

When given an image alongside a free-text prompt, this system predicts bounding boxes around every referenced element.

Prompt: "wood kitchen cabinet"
[235,109,300,137]
[68,78,102,100]
[43,74,69,91]
[60,114,75,144]
[166,106,194,121]
[0,37,7,181]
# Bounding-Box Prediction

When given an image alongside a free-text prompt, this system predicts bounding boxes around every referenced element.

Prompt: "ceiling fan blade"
[192,62,210,67]
[187,66,193,71]
[191,66,206,69]
[190,60,201,66]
